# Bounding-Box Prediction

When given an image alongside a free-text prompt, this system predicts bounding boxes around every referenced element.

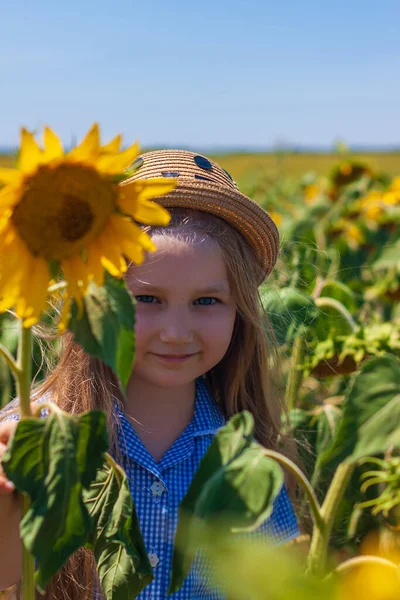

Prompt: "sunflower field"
[0,136,399,599]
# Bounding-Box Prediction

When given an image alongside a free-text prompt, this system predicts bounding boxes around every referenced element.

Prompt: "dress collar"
[114,377,225,474]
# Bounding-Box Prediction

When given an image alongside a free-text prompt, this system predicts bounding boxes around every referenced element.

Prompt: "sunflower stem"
[307,462,355,576]
[16,325,33,418]
[0,341,19,379]
[261,449,324,531]
[286,332,306,411]
[15,324,35,600]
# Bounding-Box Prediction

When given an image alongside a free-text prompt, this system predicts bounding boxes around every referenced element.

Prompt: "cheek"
[201,311,236,348]
[133,310,153,350]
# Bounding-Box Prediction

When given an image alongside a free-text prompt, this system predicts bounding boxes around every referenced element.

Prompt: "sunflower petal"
[97,226,127,277]
[133,199,171,226]
[62,255,90,295]
[0,279,19,312]
[110,215,156,254]
[0,239,23,311]
[119,238,145,265]
[61,255,89,317]
[15,256,50,327]
[0,224,26,283]
[43,126,64,162]
[19,128,43,174]
[0,168,21,185]
[85,243,105,286]
[130,178,177,202]
[101,254,127,278]
[0,185,20,210]
[67,123,100,162]
[118,179,174,225]
[58,293,72,332]
[119,185,173,226]
[95,141,140,175]
[108,216,146,264]
[101,134,122,154]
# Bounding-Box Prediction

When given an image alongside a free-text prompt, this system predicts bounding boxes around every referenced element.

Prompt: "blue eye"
[135,295,157,304]
[194,297,218,306]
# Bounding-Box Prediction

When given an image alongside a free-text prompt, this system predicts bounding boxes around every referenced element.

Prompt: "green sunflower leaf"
[69,272,135,394]
[84,455,153,600]
[313,354,400,485]
[261,287,318,346]
[318,280,357,313]
[2,410,109,592]
[169,412,283,595]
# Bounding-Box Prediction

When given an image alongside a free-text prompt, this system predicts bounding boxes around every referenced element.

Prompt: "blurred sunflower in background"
[356,176,400,223]
[0,125,176,328]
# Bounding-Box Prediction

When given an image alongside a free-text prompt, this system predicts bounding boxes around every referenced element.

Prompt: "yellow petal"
[120,239,145,265]
[0,241,23,311]
[67,123,100,162]
[85,243,105,286]
[62,255,90,296]
[15,256,49,327]
[95,141,140,175]
[118,180,173,225]
[101,255,127,278]
[132,198,171,226]
[19,128,43,174]
[129,178,177,202]
[62,255,89,317]
[0,185,20,210]
[0,224,26,283]
[108,216,146,264]
[383,192,399,206]
[97,226,127,277]
[58,293,72,332]
[0,280,19,313]
[0,168,21,185]
[110,215,156,253]
[391,176,400,191]
[43,126,64,162]
[101,134,122,153]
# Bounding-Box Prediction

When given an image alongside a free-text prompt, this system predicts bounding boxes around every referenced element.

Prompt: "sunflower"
[0,124,176,328]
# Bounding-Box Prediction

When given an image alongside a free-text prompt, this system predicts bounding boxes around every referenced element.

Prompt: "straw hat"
[123,149,280,282]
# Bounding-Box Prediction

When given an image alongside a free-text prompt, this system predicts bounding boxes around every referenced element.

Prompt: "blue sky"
[1,0,399,149]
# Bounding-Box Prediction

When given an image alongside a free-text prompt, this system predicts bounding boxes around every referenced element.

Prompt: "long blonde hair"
[5,208,293,599]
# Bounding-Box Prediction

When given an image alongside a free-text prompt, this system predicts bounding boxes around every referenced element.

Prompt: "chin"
[153,373,197,389]
[136,369,198,389]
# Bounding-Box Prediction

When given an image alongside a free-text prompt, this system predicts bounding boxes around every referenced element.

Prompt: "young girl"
[0,150,299,599]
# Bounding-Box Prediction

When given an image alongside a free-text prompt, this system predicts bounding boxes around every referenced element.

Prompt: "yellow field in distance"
[1,152,399,186]
[208,152,400,186]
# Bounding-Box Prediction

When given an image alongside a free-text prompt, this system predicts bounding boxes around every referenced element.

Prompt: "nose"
[159,306,194,344]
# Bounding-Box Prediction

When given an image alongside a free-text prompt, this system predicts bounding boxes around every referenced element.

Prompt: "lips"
[151,352,198,362]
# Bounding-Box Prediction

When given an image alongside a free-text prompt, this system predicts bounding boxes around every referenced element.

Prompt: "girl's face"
[125,234,237,389]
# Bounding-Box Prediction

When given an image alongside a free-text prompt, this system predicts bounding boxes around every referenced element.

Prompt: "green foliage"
[2,410,109,591]
[2,409,153,598]
[68,273,135,394]
[84,456,153,599]
[1,154,399,598]
[349,394,400,463]
[183,526,336,600]
[318,281,357,313]
[169,412,284,594]
[261,287,318,346]
[314,354,400,483]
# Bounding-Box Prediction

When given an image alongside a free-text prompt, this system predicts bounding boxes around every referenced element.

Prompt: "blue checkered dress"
[1,378,299,599]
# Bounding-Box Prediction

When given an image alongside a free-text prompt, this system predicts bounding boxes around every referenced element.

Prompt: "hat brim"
[149,178,280,281]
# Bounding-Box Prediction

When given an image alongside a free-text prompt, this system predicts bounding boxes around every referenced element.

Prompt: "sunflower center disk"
[57,196,94,242]
[12,163,118,261]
